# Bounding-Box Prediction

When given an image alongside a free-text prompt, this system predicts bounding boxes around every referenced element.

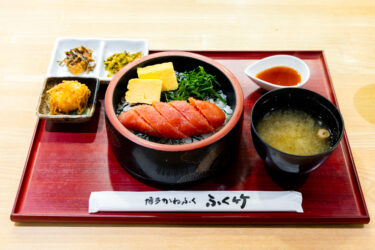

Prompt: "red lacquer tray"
[11,51,369,224]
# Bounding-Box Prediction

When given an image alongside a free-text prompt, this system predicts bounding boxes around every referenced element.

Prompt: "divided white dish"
[46,37,149,82]
[244,55,310,91]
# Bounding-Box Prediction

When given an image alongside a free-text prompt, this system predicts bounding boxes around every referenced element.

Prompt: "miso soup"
[256,109,331,156]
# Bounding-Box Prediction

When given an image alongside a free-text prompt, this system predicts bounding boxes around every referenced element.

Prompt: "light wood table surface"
[1,0,374,249]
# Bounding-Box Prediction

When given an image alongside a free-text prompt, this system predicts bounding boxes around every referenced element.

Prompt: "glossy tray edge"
[320,51,369,220]
[12,117,43,217]
[10,213,370,224]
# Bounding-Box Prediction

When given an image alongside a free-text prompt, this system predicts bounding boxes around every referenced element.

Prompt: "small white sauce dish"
[244,55,310,91]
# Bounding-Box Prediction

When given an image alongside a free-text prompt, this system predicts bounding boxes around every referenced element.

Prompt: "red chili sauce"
[256,66,301,86]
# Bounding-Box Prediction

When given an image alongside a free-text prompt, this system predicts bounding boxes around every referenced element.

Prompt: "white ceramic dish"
[244,55,310,91]
[100,39,149,81]
[46,37,149,82]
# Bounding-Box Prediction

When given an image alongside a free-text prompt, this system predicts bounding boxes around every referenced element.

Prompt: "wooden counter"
[1,0,374,248]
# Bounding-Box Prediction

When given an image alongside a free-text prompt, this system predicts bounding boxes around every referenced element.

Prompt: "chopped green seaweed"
[163,66,226,104]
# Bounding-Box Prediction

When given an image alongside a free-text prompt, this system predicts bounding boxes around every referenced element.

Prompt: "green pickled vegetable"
[104,51,142,77]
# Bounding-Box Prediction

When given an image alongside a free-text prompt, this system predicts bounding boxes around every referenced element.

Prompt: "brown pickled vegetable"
[104,51,142,77]
[58,46,96,75]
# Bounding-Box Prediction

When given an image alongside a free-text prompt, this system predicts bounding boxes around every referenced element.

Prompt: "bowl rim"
[250,87,344,158]
[105,51,244,152]
[244,55,310,90]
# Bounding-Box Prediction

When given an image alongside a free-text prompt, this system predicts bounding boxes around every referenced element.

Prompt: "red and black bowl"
[104,51,244,186]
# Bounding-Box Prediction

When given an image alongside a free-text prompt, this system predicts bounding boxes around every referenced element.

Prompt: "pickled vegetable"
[104,51,142,77]
[58,46,96,75]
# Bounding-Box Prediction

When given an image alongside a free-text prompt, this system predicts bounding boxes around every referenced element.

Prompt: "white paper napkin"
[89,191,303,213]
